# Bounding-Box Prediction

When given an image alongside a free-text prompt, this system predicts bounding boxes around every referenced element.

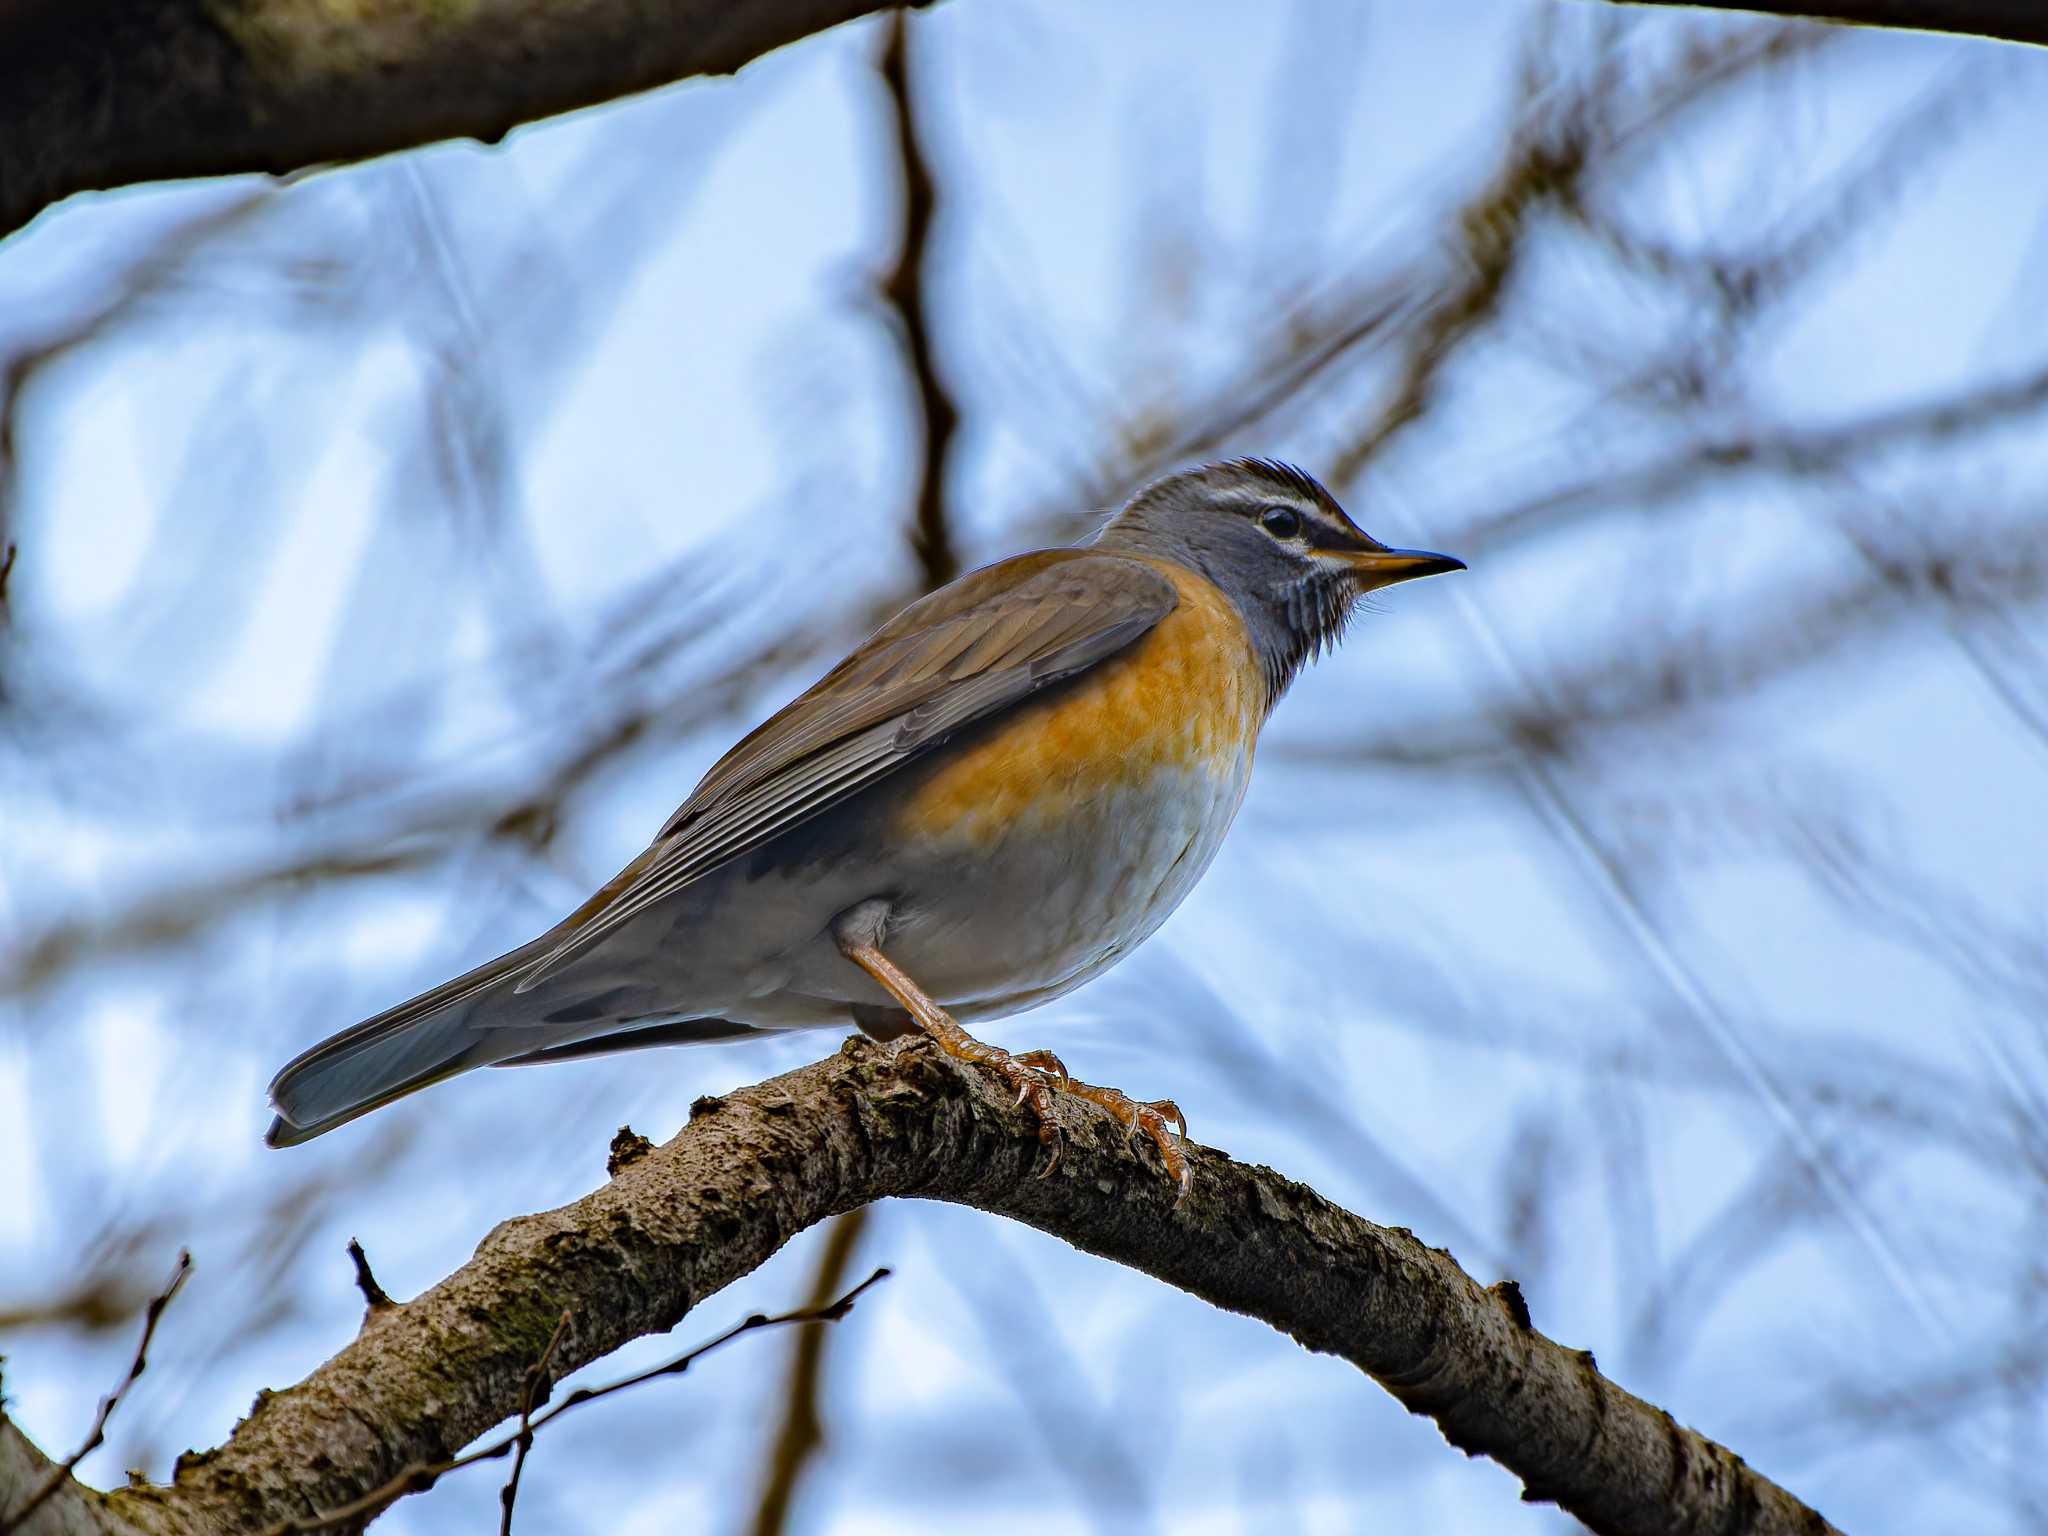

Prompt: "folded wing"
[511,550,1180,991]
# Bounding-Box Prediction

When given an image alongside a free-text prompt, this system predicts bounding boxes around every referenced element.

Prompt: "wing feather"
[509,552,1178,993]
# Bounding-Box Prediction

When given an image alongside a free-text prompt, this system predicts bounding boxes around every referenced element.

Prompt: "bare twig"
[747,1209,873,1536]
[1331,20,1835,486]
[345,1239,394,1315]
[0,1250,189,1535]
[497,1309,572,1536]
[257,1270,889,1535]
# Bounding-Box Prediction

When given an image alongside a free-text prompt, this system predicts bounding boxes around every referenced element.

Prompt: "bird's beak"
[1335,546,1467,590]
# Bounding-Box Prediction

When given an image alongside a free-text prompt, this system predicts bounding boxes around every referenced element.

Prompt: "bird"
[265,459,1463,1192]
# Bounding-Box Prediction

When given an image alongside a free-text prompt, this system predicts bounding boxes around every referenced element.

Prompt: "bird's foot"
[831,922,1190,1194]
[1060,1079,1193,1199]
[1004,1050,1192,1197]
[919,1033,1192,1196]
[915,1031,1070,1174]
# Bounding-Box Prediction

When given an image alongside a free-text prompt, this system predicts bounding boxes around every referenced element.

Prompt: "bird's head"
[1094,457,1464,704]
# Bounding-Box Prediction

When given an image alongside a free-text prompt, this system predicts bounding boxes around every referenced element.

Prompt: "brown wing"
[509,550,1179,991]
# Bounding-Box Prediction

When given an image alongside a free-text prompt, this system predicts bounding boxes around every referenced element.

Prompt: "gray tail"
[265,941,549,1147]
[487,1017,761,1067]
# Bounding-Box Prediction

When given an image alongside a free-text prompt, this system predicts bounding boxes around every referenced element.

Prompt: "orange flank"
[899,559,1261,850]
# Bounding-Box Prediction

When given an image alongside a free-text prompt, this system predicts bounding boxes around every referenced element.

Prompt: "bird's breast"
[879,563,1263,1012]
[894,560,1263,853]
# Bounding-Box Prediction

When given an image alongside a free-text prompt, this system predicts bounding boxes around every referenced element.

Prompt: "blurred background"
[3,2,2046,1531]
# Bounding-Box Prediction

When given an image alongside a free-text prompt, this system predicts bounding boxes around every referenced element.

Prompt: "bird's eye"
[1258,506,1303,540]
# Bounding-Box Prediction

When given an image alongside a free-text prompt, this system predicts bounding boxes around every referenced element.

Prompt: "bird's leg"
[832,900,1191,1196]
[834,911,1069,1177]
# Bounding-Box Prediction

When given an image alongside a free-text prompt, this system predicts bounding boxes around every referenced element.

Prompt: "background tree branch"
[1603,0,2046,47]
[2,1038,1838,1536]
[745,1209,872,1536]
[0,0,910,244]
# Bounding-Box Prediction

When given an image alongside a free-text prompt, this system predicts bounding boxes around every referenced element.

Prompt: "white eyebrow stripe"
[1217,487,1322,513]
[1225,493,1353,536]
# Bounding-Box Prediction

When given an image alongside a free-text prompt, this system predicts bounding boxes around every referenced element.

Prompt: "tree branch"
[0,0,908,243]
[746,1210,872,1536]
[877,10,961,592]
[0,1254,189,1535]
[1600,1,2046,47]
[0,1037,1839,1535]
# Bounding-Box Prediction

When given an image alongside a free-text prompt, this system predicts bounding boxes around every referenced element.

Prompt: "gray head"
[1092,458,1464,705]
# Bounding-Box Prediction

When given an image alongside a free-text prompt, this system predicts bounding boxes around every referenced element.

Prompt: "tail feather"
[265,940,547,1146]
[264,1048,489,1147]
[265,946,771,1146]
[488,1017,762,1067]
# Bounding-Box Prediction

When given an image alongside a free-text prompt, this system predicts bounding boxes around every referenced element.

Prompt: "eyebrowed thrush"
[265,459,1464,1193]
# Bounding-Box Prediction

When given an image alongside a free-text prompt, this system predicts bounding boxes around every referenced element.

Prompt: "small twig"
[0,541,16,613]
[497,1309,572,1536]
[0,1250,190,1534]
[259,1268,892,1535]
[345,1238,394,1313]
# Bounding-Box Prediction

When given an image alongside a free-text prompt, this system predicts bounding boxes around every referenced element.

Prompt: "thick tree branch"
[0,0,908,243]
[1,1037,1839,1536]
[1602,1,2046,47]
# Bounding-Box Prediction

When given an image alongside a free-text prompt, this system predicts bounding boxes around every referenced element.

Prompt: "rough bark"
[2,1036,1840,1536]
[1604,0,2045,46]
[0,0,906,243]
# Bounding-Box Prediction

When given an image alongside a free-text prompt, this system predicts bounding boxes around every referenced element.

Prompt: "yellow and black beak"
[1333,545,1466,591]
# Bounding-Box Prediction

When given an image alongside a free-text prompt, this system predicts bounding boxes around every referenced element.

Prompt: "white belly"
[746,752,1254,1024]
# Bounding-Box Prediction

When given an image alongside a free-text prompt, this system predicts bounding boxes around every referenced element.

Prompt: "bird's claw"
[902,1015,1186,1195]
[986,1052,1067,1179]
[1064,1082,1193,1200]
[1012,1049,1070,1088]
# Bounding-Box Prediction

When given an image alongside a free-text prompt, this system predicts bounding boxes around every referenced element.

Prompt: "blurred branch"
[1332,18,1839,484]
[3,847,438,1002]
[1460,359,2048,558]
[1601,1,2048,48]
[1,555,860,1005]
[0,1040,1838,1536]
[1329,27,1603,484]
[877,11,961,591]
[0,0,907,242]
[1311,504,2048,774]
[1002,17,1831,542]
[746,1209,871,1536]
